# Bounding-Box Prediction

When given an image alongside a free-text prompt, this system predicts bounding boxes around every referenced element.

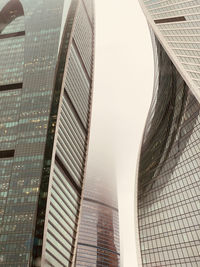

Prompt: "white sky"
[86,1,154,266]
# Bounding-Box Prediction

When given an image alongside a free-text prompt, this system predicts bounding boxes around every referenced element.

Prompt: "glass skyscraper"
[76,175,120,266]
[137,1,200,266]
[0,0,94,266]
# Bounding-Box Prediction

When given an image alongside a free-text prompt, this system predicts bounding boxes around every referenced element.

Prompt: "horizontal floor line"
[78,242,120,256]
[0,83,23,91]
[84,197,118,212]
[63,89,87,134]
[72,39,91,83]
[155,16,186,24]
[0,31,25,39]
[55,153,81,195]
[0,150,15,158]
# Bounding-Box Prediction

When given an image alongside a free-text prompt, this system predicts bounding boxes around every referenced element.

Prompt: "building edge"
[134,32,159,266]
[36,0,95,265]
[134,33,157,267]
[134,10,160,267]
[40,0,80,265]
[31,0,80,265]
[135,138,144,267]
[71,0,96,265]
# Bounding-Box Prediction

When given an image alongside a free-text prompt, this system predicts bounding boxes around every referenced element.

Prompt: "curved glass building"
[137,1,200,266]
[76,175,120,266]
[0,0,94,266]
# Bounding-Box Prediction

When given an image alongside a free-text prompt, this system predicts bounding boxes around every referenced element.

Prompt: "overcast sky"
[85,0,154,266]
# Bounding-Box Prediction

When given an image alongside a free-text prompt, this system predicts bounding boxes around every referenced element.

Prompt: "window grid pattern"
[142,28,160,143]
[0,0,94,265]
[138,36,200,267]
[0,0,71,266]
[76,176,120,266]
[142,0,200,89]
[64,42,90,128]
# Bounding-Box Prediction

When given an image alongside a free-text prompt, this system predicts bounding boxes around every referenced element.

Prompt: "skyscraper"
[76,175,120,266]
[137,1,200,266]
[0,0,94,266]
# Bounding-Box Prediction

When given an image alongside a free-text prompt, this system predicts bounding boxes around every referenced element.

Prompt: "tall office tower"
[75,175,120,266]
[0,0,94,266]
[137,1,200,266]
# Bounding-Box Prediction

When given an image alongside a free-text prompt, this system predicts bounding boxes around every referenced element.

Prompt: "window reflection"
[138,34,200,266]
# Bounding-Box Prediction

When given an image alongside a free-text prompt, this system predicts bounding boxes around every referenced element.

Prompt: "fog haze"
[86,1,154,266]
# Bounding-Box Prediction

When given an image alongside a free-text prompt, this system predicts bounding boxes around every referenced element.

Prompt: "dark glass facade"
[76,176,120,266]
[137,33,200,266]
[0,0,94,266]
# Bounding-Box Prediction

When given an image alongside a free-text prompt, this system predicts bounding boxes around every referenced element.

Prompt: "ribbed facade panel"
[73,0,93,77]
[82,0,94,23]
[65,42,90,128]
[41,0,94,265]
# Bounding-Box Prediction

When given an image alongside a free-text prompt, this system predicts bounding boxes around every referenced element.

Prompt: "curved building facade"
[137,1,200,266]
[0,0,94,266]
[76,175,120,266]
